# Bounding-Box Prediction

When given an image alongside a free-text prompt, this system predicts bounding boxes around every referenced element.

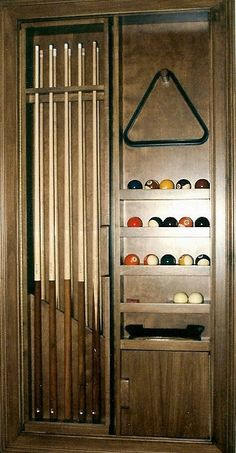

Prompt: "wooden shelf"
[120,265,210,276]
[121,227,210,238]
[120,302,210,314]
[120,339,211,352]
[120,188,210,201]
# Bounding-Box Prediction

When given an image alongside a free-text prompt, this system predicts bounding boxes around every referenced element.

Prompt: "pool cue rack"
[0,1,235,452]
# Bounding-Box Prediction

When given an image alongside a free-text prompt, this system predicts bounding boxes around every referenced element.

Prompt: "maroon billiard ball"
[176,179,191,189]
[124,254,140,265]
[178,216,193,227]
[195,179,210,189]
[127,217,143,227]
[144,179,159,189]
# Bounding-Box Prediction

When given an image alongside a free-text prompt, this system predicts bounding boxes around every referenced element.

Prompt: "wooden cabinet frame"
[0,1,235,452]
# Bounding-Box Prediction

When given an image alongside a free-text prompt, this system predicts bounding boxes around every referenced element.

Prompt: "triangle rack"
[123,69,209,147]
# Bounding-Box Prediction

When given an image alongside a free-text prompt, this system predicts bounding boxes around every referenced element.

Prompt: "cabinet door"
[120,350,210,438]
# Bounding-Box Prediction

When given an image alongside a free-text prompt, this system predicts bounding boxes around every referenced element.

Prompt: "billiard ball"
[178,254,194,265]
[144,179,159,189]
[195,254,210,266]
[178,216,193,227]
[188,292,204,304]
[176,179,191,189]
[124,254,140,265]
[144,254,159,265]
[163,217,178,227]
[173,292,188,304]
[159,179,175,189]
[195,179,210,189]
[148,217,163,227]
[127,179,143,189]
[127,217,143,227]
[194,217,210,227]
[160,254,176,265]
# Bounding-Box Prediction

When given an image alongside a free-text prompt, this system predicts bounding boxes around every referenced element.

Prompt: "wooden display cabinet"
[0,1,235,452]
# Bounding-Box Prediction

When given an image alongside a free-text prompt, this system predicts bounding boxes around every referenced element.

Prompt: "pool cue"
[39,49,46,302]
[53,47,60,310]
[34,44,43,420]
[77,43,86,422]
[64,43,73,421]
[91,41,101,423]
[48,44,58,421]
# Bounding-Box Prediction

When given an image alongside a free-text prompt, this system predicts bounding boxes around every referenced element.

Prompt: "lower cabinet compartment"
[120,350,210,439]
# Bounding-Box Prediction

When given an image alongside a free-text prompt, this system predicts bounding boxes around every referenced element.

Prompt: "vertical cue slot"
[78,43,86,423]
[53,47,60,310]
[48,44,58,421]
[92,40,101,423]
[39,49,45,302]
[34,44,43,420]
[64,42,73,422]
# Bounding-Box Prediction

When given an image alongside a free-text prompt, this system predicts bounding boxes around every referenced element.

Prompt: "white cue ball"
[188,292,204,304]
[173,292,188,304]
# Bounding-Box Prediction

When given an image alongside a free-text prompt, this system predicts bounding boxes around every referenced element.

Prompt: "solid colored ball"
[161,254,176,265]
[144,179,159,189]
[173,292,188,304]
[163,217,178,227]
[144,254,159,265]
[127,179,143,189]
[148,217,163,227]
[176,179,191,189]
[195,179,210,189]
[124,254,140,265]
[159,179,175,189]
[178,216,193,227]
[127,217,143,227]
[178,254,194,266]
[195,217,210,227]
[195,254,210,266]
[188,292,204,304]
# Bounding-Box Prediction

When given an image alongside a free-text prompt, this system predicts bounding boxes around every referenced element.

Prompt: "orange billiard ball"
[178,216,193,227]
[124,254,140,265]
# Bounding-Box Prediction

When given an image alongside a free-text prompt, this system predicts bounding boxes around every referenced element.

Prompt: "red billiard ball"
[176,179,191,189]
[195,179,210,189]
[124,254,140,265]
[144,179,160,189]
[178,216,193,227]
[127,217,143,227]
[178,254,194,265]
[144,254,159,265]
[127,179,143,189]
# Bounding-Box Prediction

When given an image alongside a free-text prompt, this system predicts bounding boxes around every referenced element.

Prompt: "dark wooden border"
[0,1,235,452]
